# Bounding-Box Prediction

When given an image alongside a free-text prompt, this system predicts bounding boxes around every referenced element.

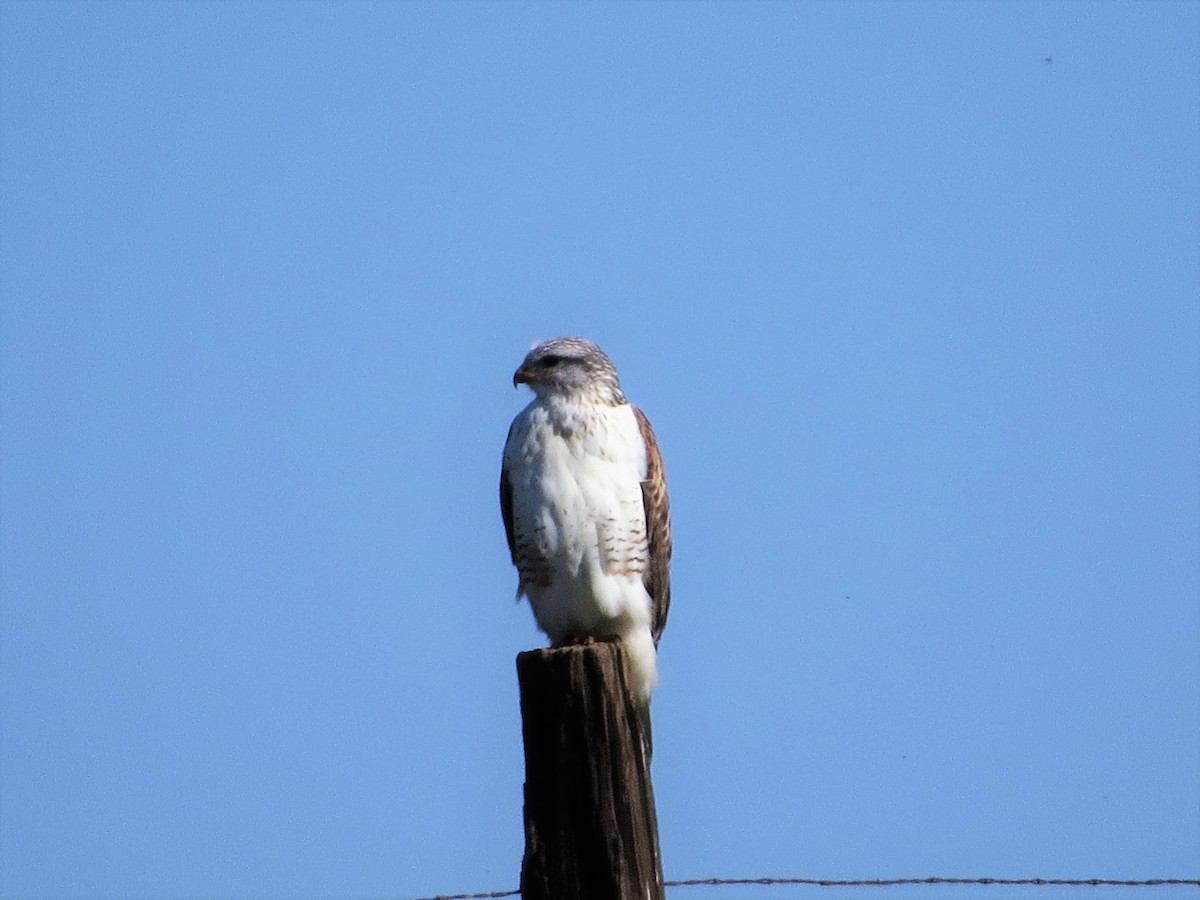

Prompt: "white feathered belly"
[507,402,654,646]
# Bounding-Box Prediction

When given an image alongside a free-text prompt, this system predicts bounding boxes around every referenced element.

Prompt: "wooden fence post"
[516,642,665,900]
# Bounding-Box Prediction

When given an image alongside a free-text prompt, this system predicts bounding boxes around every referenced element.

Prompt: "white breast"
[504,397,656,692]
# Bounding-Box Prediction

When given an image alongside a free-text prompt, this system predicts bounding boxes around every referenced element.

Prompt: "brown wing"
[634,406,672,645]
[501,419,554,595]
[499,422,518,565]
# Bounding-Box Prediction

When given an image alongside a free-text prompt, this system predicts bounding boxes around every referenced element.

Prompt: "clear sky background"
[2,2,1197,899]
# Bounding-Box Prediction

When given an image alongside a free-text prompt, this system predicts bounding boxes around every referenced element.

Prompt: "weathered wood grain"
[517,643,664,900]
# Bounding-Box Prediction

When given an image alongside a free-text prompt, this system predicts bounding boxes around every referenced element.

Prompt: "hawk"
[500,337,671,700]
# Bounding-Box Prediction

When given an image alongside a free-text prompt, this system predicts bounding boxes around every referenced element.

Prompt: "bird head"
[512,337,627,405]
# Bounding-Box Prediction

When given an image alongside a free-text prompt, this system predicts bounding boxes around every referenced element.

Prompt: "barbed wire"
[668,877,1200,888]
[414,875,1200,900]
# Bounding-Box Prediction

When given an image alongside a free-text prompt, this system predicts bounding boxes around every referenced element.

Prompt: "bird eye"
[541,354,565,367]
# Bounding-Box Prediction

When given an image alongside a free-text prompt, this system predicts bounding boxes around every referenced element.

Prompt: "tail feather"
[618,626,657,761]
[620,625,658,701]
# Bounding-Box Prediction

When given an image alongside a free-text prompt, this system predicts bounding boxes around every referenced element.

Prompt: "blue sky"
[2,2,1197,899]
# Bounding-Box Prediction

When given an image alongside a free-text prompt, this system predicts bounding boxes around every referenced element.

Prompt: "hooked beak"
[513,365,533,388]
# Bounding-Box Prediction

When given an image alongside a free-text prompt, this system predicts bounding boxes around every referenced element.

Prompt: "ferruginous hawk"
[500,337,671,700]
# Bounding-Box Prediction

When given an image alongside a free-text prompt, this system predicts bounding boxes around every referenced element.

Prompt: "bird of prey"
[500,337,671,700]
